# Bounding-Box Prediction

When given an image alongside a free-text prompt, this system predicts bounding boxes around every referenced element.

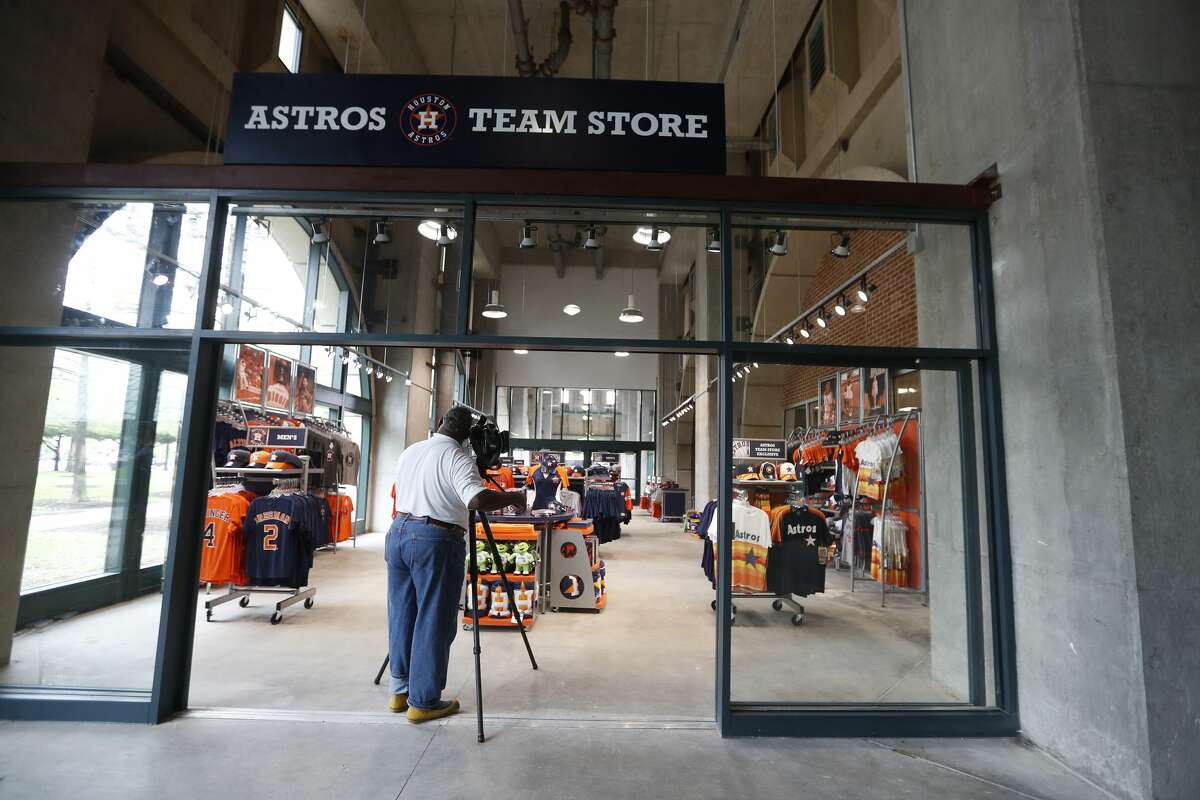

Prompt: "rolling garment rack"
[204,454,320,624]
[713,490,809,627]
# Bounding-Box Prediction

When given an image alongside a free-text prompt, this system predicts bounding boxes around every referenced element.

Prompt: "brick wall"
[780,230,917,407]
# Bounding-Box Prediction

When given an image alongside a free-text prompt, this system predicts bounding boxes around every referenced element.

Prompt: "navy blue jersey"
[766,507,833,596]
[244,494,314,587]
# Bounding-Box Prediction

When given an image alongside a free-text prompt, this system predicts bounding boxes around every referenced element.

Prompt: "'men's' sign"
[225,73,725,175]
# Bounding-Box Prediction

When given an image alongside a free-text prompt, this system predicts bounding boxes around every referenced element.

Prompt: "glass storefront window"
[312,258,344,387]
[141,369,187,567]
[536,388,558,438]
[562,389,588,438]
[509,388,537,439]
[590,388,616,440]
[615,389,640,440]
[494,385,657,443]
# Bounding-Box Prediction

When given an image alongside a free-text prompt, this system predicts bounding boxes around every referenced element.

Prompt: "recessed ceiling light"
[614,351,630,357]
[152,274,169,286]
[513,349,529,355]
[562,303,582,316]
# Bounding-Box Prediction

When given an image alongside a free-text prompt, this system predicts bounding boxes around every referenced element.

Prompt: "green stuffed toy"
[493,543,512,574]
[511,541,539,576]
[467,540,493,574]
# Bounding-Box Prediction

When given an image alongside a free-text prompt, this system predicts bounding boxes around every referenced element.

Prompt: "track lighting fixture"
[753,362,759,369]
[706,226,721,253]
[856,277,874,303]
[816,307,828,328]
[799,318,811,338]
[376,369,384,379]
[834,295,848,316]
[784,330,795,345]
[831,232,851,258]
[618,294,644,323]
[220,302,234,316]
[311,219,330,244]
[405,376,412,386]
[482,290,508,319]
[768,229,788,256]
[341,352,350,365]
[372,220,391,244]
[152,273,169,287]
[385,374,394,383]
[562,303,581,316]
[583,225,601,249]
[519,223,537,249]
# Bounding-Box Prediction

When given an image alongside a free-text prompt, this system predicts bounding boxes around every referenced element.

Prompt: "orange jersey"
[327,494,355,542]
[486,466,515,489]
[200,493,251,585]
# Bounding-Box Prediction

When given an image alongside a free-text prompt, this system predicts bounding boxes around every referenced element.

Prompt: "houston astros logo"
[401,93,456,146]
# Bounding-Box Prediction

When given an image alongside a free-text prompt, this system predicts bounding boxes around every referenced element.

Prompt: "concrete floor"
[0,715,1110,800]
[3,510,954,714]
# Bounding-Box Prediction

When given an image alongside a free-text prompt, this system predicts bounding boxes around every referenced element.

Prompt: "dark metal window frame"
[0,165,1014,739]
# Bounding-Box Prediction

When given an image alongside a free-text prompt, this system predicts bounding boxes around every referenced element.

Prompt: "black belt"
[397,512,463,532]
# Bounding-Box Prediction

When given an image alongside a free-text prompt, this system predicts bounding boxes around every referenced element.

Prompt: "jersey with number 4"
[200,493,251,585]
[244,494,314,587]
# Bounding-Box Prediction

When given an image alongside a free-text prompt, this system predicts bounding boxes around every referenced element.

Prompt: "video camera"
[468,415,510,473]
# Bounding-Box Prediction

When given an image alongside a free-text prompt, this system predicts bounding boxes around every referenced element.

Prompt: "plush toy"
[468,540,493,574]
[464,582,490,615]
[493,543,512,574]
[511,541,539,575]
[513,585,536,618]
[488,586,510,618]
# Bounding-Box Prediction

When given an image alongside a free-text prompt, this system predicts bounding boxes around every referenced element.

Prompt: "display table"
[482,512,573,613]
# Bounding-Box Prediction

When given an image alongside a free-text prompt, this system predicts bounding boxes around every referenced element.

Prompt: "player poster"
[233,345,266,406]
[819,376,838,428]
[865,367,889,418]
[265,354,294,412]
[839,368,862,424]
[293,363,317,416]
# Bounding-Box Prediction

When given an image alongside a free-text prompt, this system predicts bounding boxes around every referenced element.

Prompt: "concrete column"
[0,0,111,666]
[907,1,1199,797]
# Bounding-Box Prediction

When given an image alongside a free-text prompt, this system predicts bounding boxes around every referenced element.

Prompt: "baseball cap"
[267,451,304,470]
[224,449,251,468]
[249,450,271,467]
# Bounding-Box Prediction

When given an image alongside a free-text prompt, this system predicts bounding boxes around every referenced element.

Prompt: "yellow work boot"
[406,699,460,723]
[388,693,408,713]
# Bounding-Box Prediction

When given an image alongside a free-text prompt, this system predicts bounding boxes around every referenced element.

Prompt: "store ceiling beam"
[0,163,996,212]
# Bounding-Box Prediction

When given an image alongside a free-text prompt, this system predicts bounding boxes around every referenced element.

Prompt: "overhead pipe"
[593,0,617,79]
[508,0,574,78]
[548,225,568,278]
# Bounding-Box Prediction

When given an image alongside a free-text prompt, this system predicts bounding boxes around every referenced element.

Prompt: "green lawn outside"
[33,467,176,508]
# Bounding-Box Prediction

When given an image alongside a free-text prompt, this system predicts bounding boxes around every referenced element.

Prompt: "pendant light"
[310,219,330,244]
[418,220,458,244]
[706,226,721,253]
[482,290,508,319]
[831,232,851,258]
[519,223,537,249]
[646,228,664,252]
[768,229,788,256]
[583,225,601,249]
[618,293,644,323]
[372,220,391,244]
[632,226,671,247]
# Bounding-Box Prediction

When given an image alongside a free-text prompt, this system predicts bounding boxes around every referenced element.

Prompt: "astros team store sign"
[225,73,726,175]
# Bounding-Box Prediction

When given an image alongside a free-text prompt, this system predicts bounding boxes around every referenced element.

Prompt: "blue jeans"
[385,517,466,709]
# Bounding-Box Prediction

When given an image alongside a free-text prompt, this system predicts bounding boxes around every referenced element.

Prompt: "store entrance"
[184,343,717,722]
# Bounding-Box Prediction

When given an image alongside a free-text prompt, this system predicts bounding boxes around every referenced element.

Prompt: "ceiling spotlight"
[632,226,672,246]
[385,374,394,383]
[856,277,874,303]
[376,369,385,378]
[834,295,848,316]
[418,220,458,244]
[482,290,508,319]
[815,307,828,328]
[513,349,529,355]
[519,223,537,249]
[753,362,759,369]
[706,226,721,253]
[404,376,413,386]
[784,331,795,345]
[583,225,601,249]
[832,232,851,258]
[768,229,788,256]
[220,301,234,316]
[799,318,812,338]
[646,228,664,252]
[562,303,582,316]
[311,219,330,244]
[152,273,169,287]
[372,220,391,244]
[614,351,630,358]
[618,294,644,324]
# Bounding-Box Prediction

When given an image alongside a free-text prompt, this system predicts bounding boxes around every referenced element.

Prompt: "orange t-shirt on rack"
[200,493,251,586]
[326,494,355,542]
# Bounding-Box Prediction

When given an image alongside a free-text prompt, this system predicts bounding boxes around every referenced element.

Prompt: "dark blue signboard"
[225,73,725,175]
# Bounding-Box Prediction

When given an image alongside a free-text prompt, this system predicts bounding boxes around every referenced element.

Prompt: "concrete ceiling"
[299,0,813,142]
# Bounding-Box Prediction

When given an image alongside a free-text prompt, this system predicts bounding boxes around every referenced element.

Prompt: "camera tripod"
[374,485,538,743]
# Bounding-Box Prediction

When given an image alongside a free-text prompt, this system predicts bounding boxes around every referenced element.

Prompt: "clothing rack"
[205,454,322,624]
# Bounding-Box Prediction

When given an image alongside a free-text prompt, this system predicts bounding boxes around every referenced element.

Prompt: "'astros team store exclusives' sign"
[225,73,726,175]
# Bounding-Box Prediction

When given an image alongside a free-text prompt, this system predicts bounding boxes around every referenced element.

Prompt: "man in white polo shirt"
[387,406,526,722]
